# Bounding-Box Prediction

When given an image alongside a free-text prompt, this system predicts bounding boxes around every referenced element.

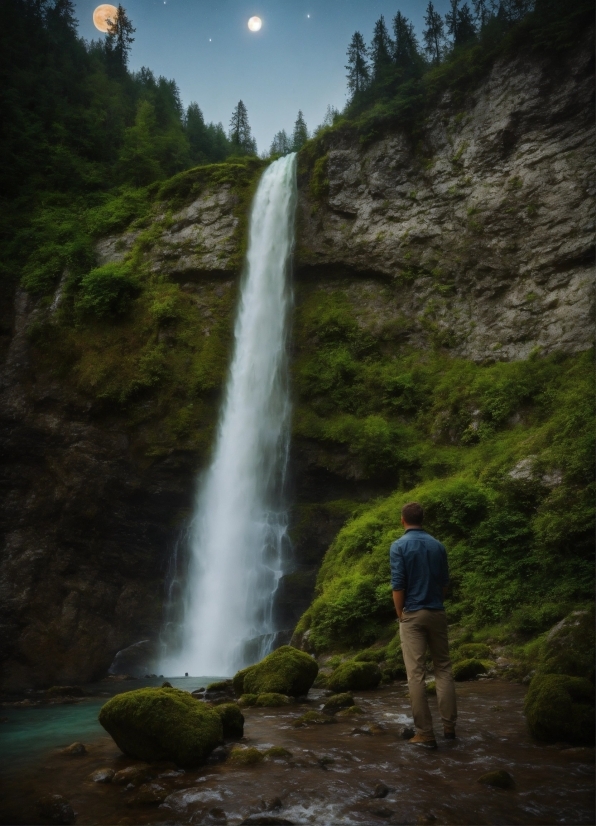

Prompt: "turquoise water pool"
[0,676,221,776]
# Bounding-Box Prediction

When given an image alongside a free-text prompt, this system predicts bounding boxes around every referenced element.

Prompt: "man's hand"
[393,589,405,620]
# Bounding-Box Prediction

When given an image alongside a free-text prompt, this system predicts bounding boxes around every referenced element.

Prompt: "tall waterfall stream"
[161,153,297,677]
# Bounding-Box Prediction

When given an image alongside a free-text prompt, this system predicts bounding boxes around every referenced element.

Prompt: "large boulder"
[98,687,223,767]
[327,661,381,692]
[232,646,318,698]
[541,608,595,682]
[452,658,486,681]
[212,703,244,738]
[524,674,594,744]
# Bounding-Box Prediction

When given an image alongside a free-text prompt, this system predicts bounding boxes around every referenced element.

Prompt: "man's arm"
[393,589,405,620]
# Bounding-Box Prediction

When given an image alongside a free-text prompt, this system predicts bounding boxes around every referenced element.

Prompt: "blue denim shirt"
[390,528,449,612]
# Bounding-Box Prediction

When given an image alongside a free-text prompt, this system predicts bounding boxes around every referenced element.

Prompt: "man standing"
[390,501,457,749]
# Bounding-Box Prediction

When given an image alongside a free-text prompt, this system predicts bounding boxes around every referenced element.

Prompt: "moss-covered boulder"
[228,747,264,765]
[237,693,258,707]
[452,658,486,681]
[322,692,354,712]
[293,711,337,727]
[540,608,595,682]
[454,643,491,660]
[213,703,244,738]
[255,692,291,707]
[328,661,381,692]
[524,674,595,744]
[233,646,318,698]
[98,687,222,767]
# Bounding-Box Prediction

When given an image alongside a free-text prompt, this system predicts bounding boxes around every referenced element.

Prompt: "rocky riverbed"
[0,680,593,826]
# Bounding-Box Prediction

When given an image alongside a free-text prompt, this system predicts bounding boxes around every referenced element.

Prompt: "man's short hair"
[401,501,424,525]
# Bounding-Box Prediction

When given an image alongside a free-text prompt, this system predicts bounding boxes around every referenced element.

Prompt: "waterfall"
[161,153,297,676]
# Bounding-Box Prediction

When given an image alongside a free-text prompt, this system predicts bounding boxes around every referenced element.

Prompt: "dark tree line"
[344,0,554,104]
[0,0,259,201]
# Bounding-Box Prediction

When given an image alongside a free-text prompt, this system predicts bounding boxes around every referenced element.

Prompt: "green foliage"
[212,703,244,738]
[328,660,382,692]
[98,686,223,767]
[453,643,491,660]
[233,646,319,698]
[75,263,139,319]
[524,674,594,744]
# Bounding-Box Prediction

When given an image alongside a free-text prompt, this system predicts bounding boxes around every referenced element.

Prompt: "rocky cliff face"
[0,40,593,690]
[296,38,594,362]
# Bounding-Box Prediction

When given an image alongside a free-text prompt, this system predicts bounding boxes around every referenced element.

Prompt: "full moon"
[93,4,118,33]
[248,16,262,32]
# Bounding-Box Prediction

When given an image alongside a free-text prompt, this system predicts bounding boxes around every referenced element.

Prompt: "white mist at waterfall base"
[160,154,297,677]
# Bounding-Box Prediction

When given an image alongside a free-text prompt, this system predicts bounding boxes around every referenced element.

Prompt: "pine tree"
[229,100,256,154]
[393,11,419,72]
[270,129,291,156]
[292,111,309,151]
[472,0,494,27]
[423,1,445,63]
[105,3,135,74]
[446,0,477,46]
[345,31,370,98]
[185,102,207,163]
[371,15,393,80]
[322,104,339,128]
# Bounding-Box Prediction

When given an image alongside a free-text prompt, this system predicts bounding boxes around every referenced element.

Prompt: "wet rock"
[228,747,264,765]
[350,723,385,736]
[255,692,292,707]
[36,794,76,825]
[425,681,436,695]
[61,742,87,756]
[322,692,354,712]
[130,782,169,805]
[233,646,318,698]
[206,807,228,824]
[477,770,515,789]
[452,658,487,681]
[89,768,114,783]
[524,674,594,744]
[207,745,231,764]
[335,705,364,717]
[213,702,244,738]
[262,797,283,811]
[241,817,294,825]
[112,764,153,786]
[293,711,337,727]
[109,640,157,678]
[328,661,381,692]
[263,747,293,761]
[372,782,389,798]
[400,726,416,740]
[162,681,173,688]
[99,686,223,766]
[238,693,258,707]
[204,679,236,703]
[369,806,394,819]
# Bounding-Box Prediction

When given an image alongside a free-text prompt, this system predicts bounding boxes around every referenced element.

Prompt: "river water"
[0,679,593,825]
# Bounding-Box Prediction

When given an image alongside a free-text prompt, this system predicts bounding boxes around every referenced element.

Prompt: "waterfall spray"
[161,153,297,676]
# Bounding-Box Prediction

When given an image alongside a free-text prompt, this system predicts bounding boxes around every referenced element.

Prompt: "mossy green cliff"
[0,36,593,690]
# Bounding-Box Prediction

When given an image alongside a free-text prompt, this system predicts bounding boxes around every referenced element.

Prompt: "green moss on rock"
[328,661,382,692]
[255,692,292,707]
[233,646,318,698]
[336,705,364,717]
[322,692,354,712]
[293,711,337,727]
[454,643,491,660]
[452,658,487,681]
[264,746,293,761]
[237,693,258,707]
[478,770,515,789]
[212,703,244,738]
[228,747,264,765]
[524,674,595,744]
[98,687,222,767]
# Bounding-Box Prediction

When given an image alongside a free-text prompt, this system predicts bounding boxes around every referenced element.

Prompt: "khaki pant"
[399,608,457,736]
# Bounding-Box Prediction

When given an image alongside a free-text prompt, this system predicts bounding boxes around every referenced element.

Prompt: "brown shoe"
[443,724,456,740]
[407,733,437,749]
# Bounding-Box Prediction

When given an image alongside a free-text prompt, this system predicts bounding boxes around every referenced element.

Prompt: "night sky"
[74,0,451,152]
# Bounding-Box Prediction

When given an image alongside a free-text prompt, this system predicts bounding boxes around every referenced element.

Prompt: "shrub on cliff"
[75,262,139,319]
[232,646,318,698]
[328,661,381,692]
[524,674,594,744]
[98,686,222,767]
